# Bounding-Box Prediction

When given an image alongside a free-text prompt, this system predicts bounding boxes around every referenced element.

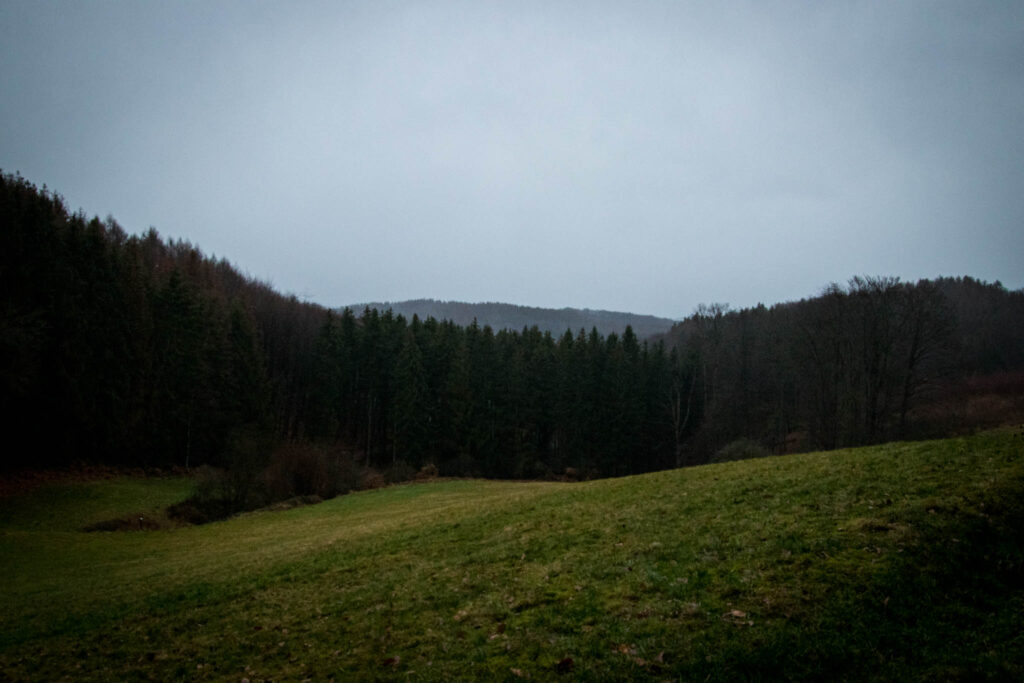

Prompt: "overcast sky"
[2,1,1021,318]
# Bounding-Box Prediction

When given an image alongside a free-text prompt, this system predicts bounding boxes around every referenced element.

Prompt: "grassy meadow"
[2,430,1023,681]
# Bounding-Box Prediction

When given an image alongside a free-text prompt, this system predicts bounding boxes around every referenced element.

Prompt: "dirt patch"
[82,514,171,532]
[166,493,327,527]
[264,494,323,511]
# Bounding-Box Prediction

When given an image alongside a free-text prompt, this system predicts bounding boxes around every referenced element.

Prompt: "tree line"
[659,274,1024,460]
[2,171,1022,482]
[0,172,689,477]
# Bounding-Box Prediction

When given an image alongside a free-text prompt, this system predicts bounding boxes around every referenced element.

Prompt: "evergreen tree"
[393,329,430,467]
[440,325,475,474]
[150,269,211,467]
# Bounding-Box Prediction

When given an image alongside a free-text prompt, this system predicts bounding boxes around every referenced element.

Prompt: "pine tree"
[393,329,430,467]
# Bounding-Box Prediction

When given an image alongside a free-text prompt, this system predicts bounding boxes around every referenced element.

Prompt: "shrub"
[264,443,326,499]
[416,462,439,480]
[359,469,387,490]
[191,465,225,503]
[385,460,417,484]
[712,438,770,464]
[263,443,361,500]
[168,443,391,526]
[221,425,275,508]
[167,466,235,524]
[327,452,362,495]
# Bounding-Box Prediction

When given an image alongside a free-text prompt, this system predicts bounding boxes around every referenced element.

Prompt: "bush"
[191,465,224,502]
[263,443,330,500]
[712,438,770,464]
[167,466,235,524]
[359,469,387,490]
[327,452,362,495]
[385,460,417,484]
[169,443,376,526]
[221,425,275,508]
[416,462,439,480]
[262,443,364,500]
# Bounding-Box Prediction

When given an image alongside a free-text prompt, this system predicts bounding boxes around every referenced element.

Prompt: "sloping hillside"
[2,430,1022,680]
[343,299,677,339]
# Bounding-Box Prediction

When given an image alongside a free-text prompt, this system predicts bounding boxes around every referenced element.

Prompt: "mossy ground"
[2,430,1023,680]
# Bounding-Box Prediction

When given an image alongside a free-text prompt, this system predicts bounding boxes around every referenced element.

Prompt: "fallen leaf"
[556,657,574,673]
[382,655,401,668]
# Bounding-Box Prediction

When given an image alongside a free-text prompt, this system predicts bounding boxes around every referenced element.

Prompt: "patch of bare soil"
[82,515,171,532]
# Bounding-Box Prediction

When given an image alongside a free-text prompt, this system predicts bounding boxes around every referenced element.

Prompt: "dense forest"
[346,299,676,339]
[2,172,1023,494]
[654,277,1024,461]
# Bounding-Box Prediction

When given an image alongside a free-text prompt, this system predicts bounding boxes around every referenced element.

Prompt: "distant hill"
[340,299,677,339]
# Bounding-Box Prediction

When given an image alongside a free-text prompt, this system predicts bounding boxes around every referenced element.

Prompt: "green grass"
[0,476,194,532]
[2,430,1023,681]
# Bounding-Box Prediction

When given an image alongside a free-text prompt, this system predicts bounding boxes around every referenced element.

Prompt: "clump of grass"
[1,431,1022,680]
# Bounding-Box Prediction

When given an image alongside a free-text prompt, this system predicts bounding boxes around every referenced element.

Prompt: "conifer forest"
[3,172,1023,490]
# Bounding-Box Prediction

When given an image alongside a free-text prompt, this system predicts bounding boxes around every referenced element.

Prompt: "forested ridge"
[654,278,1024,460]
[345,299,676,339]
[3,172,1022,487]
